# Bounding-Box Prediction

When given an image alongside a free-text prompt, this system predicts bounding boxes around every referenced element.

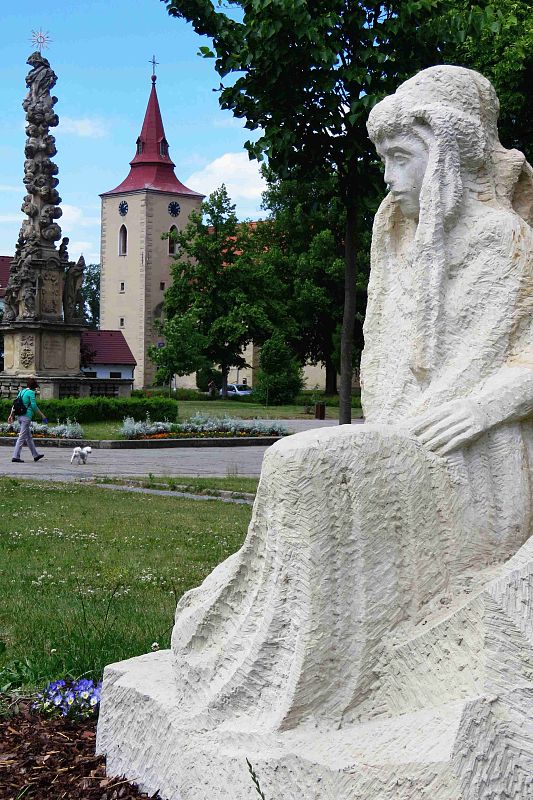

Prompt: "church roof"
[82,330,137,365]
[102,75,203,197]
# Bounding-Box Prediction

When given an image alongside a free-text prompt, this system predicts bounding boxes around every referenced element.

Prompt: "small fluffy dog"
[70,446,92,465]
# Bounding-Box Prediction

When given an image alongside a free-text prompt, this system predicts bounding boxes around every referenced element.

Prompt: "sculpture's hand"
[410,399,488,456]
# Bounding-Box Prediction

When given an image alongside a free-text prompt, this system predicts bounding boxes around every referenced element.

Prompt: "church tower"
[100,71,203,388]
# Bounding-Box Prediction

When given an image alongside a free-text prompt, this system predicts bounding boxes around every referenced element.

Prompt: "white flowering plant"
[119,412,288,438]
[0,417,84,439]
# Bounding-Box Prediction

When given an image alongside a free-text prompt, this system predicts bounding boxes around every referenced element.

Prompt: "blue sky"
[0,0,266,263]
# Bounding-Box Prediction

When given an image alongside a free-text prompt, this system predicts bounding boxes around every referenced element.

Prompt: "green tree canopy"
[150,185,286,393]
[163,0,518,422]
[80,263,100,330]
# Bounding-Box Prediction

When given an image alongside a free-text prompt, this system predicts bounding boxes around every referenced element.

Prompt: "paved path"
[0,419,362,480]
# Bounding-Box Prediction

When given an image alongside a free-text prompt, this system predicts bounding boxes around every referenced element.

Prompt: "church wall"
[100,193,147,388]
[142,192,202,387]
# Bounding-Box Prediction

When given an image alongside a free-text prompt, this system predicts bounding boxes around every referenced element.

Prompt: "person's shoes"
[34,454,45,462]
[12,458,24,463]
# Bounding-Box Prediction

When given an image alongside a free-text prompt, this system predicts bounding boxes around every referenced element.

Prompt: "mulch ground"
[0,702,161,800]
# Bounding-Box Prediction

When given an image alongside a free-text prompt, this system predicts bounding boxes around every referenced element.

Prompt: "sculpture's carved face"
[376,134,429,221]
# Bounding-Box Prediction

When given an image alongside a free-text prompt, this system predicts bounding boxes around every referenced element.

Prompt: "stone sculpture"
[97,66,533,799]
[3,51,85,325]
[63,255,86,322]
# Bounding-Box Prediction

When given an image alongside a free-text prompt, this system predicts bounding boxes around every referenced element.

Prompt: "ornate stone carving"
[99,66,533,799]
[4,51,63,322]
[63,255,86,323]
[19,335,35,368]
[41,270,61,314]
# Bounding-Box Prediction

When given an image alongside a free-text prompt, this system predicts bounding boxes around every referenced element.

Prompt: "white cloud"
[60,204,100,229]
[59,116,108,138]
[186,152,267,217]
[0,185,19,192]
[68,240,100,264]
[0,214,22,224]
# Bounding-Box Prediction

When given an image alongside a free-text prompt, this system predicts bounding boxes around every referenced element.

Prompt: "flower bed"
[120,413,288,440]
[0,418,84,439]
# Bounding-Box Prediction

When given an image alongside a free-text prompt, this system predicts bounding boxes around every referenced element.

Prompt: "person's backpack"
[12,390,29,416]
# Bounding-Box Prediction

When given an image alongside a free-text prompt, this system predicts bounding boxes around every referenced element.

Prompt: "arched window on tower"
[159,138,168,157]
[168,225,178,255]
[136,138,144,155]
[119,224,128,256]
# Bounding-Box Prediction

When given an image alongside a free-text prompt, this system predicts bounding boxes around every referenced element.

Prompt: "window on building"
[168,225,177,255]
[119,225,127,256]
[84,371,97,378]
[159,139,168,157]
[119,317,125,328]
[119,282,125,292]
[160,281,166,291]
[110,371,122,379]
[136,138,144,155]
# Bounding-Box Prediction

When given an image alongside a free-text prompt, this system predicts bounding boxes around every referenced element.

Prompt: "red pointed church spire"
[102,72,202,197]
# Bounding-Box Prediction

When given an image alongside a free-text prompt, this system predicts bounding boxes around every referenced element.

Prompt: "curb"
[0,436,282,450]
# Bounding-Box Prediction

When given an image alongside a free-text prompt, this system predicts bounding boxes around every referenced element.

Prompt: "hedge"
[132,387,202,401]
[0,396,180,424]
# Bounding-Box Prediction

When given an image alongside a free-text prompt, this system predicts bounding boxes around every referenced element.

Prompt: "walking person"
[9,378,47,463]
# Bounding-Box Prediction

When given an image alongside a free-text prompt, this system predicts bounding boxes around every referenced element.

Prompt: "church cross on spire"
[149,55,159,82]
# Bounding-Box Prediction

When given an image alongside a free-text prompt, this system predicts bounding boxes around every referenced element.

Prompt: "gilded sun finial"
[30,29,52,52]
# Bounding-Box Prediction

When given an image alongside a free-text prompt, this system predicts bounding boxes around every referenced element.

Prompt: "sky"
[0,0,267,264]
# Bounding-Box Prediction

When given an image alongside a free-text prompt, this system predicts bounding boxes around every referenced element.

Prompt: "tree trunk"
[221,367,229,399]
[325,356,337,395]
[339,172,358,425]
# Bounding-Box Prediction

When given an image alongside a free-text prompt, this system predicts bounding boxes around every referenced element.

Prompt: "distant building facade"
[99,73,203,389]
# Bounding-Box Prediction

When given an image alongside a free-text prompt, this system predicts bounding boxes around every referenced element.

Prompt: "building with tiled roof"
[81,329,136,382]
[99,71,204,388]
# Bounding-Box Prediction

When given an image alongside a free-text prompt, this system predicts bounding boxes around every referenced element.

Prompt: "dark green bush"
[293,391,361,408]
[132,387,201,401]
[253,334,304,405]
[0,397,180,423]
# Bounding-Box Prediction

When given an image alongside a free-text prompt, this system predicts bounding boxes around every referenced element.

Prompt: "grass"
[0,478,251,691]
[93,475,260,496]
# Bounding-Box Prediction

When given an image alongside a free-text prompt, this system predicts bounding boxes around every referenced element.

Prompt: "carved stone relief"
[19,335,35,368]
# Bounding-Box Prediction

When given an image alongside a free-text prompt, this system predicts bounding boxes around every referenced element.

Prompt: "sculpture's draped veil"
[366,65,533,381]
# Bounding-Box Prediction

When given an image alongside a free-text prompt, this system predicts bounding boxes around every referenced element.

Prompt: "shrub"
[253,334,303,406]
[119,412,287,438]
[0,418,84,439]
[0,397,179,424]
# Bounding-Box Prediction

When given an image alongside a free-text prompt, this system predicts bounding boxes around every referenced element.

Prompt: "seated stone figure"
[170,65,532,733]
[98,66,532,799]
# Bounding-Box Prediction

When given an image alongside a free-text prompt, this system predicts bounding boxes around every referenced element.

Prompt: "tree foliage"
[163,0,514,422]
[150,185,285,393]
[253,331,304,406]
[80,263,100,330]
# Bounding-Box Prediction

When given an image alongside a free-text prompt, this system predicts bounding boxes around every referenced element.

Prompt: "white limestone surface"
[97,65,533,799]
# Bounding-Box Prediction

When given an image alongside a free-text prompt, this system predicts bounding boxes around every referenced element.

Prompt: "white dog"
[70,446,92,465]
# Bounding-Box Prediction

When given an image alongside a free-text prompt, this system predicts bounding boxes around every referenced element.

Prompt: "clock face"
[118,200,129,216]
[168,201,181,218]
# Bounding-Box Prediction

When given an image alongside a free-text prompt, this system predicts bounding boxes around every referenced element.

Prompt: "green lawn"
[0,479,251,691]
[94,475,259,496]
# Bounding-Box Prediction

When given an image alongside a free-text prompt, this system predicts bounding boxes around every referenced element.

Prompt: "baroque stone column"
[1,51,86,395]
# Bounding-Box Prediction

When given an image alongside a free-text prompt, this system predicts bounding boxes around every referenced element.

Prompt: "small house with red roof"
[99,70,204,388]
[81,329,136,382]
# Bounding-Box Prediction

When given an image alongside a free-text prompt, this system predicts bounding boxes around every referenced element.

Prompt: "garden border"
[0,436,282,449]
